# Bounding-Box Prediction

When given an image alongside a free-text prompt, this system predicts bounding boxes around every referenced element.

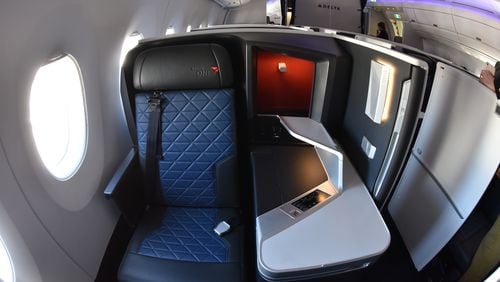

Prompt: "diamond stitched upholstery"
[136,89,236,207]
[136,207,229,263]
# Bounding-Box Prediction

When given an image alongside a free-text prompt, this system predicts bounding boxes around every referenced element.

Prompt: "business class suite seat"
[117,43,244,282]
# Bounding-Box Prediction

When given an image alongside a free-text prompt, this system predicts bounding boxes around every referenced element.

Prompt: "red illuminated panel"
[256,51,315,116]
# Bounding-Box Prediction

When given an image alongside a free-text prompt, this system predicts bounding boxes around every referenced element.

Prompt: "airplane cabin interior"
[0,0,499,282]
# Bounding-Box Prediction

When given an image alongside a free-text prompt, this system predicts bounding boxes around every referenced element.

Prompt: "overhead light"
[286,11,292,26]
[278,62,287,73]
[165,26,175,35]
[186,25,192,32]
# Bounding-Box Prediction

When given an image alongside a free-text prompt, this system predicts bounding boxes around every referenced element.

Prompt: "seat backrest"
[131,44,239,208]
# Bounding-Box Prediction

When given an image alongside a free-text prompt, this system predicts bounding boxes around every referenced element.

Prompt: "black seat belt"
[144,92,162,204]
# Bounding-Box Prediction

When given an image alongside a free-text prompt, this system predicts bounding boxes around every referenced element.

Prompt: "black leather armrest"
[104,147,144,226]
[104,148,137,198]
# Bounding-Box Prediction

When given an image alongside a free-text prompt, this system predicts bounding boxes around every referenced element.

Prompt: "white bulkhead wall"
[224,0,267,24]
[0,0,227,281]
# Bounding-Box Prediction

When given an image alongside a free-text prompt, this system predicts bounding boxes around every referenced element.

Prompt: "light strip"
[374,79,412,198]
[377,59,397,123]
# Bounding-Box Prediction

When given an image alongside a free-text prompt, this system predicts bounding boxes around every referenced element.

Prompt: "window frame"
[29,53,88,181]
[0,236,15,282]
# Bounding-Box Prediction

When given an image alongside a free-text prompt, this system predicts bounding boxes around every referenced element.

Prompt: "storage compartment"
[413,9,456,32]
[451,7,500,29]
[453,16,500,49]
[403,2,452,14]
[255,50,315,116]
[403,8,417,22]
[409,22,458,42]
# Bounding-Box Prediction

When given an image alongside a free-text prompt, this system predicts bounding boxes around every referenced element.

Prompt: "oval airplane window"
[120,32,143,66]
[29,55,87,181]
[0,237,14,282]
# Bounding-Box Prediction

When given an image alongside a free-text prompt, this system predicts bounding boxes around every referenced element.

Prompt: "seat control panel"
[280,187,333,219]
[292,189,331,212]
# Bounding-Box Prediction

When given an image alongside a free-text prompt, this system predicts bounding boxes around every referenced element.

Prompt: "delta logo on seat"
[190,66,219,77]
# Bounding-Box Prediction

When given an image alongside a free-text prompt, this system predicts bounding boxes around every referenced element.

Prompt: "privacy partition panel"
[334,40,427,203]
[388,63,500,270]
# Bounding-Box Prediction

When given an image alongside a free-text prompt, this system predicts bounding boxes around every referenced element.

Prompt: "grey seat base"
[118,253,243,282]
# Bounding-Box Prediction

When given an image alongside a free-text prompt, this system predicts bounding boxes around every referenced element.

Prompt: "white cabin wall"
[0,143,81,282]
[0,0,225,280]
[225,0,266,24]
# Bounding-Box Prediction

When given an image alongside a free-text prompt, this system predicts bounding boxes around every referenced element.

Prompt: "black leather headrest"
[133,43,233,91]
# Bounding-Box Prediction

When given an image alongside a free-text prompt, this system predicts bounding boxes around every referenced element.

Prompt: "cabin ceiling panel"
[451,5,500,29]
[422,38,490,74]
[409,22,459,42]
[412,9,456,32]
[402,2,453,14]
[368,0,500,74]
[453,15,500,50]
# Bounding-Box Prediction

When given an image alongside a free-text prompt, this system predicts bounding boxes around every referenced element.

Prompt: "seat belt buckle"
[147,99,160,112]
[147,92,161,112]
[214,221,231,236]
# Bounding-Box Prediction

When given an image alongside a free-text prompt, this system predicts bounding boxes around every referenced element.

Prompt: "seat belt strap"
[145,92,162,203]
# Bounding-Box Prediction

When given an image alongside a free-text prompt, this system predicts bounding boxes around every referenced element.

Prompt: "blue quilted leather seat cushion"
[119,206,243,280]
[136,207,229,263]
[136,89,236,207]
